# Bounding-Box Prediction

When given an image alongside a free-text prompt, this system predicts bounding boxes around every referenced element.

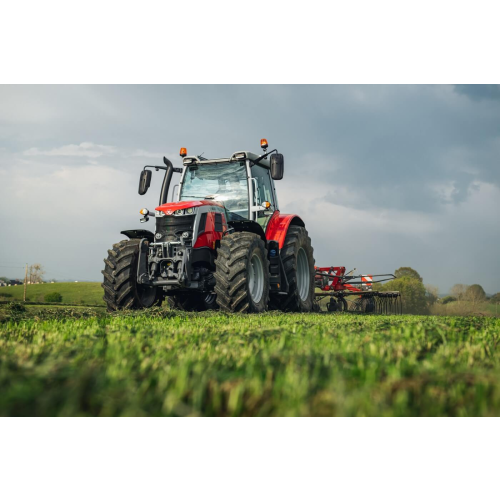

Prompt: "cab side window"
[252,165,275,207]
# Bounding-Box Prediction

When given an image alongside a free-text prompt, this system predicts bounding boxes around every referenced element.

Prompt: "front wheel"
[214,232,270,313]
[101,239,162,312]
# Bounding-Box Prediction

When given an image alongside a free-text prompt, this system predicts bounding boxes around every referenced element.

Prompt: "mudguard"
[121,229,154,242]
[230,220,266,241]
[265,211,305,249]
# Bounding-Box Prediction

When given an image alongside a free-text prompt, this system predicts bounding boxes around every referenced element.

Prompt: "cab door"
[250,164,277,230]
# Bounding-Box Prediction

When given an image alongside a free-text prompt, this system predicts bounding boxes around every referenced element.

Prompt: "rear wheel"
[167,293,218,312]
[214,232,269,313]
[270,226,315,312]
[101,239,162,312]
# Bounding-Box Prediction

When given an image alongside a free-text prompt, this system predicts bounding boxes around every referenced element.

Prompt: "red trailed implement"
[314,266,402,314]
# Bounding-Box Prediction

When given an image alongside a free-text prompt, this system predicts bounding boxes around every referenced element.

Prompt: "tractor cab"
[178,148,282,230]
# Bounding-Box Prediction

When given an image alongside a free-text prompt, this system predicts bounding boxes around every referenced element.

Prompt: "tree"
[28,263,45,284]
[441,296,456,305]
[394,267,423,282]
[450,284,469,300]
[491,293,500,304]
[466,284,486,313]
[425,284,439,306]
[466,284,486,302]
[382,276,428,314]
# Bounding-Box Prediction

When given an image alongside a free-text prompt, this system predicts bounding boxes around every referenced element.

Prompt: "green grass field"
[1,305,499,416]
[0,282,103,305]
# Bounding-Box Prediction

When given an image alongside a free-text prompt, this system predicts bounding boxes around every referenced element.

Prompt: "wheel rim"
[297,247,310,301]
[248,253,264,303]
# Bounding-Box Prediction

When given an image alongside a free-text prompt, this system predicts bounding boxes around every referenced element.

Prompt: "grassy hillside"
[1,308,499,416]
[0,282,103,306]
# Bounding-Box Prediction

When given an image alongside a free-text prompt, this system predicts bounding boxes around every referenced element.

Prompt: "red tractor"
[102,140,315,313]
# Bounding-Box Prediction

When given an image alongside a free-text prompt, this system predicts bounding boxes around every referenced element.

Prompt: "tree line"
[375,267,497,315]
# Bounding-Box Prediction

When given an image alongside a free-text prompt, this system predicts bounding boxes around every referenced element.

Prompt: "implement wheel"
[327,297,348,312]
[214,232,269,313]
[270,226,315,312]
[327,298,338,312]
[101,239,162,312]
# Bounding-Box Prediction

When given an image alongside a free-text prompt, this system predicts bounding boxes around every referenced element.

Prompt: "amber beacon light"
[180,147,187,157]
[260,138,268,151]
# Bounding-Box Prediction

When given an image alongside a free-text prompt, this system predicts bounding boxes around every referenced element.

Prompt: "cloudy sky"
[0,85,499,294]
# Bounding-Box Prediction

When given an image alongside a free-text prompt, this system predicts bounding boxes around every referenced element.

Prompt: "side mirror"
[138,170,152,195]
[270,153,284,180]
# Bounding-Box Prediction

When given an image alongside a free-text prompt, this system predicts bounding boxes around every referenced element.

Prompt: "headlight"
[174,208,196,216]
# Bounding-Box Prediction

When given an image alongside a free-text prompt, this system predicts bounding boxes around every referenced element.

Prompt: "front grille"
[155,215,195,242]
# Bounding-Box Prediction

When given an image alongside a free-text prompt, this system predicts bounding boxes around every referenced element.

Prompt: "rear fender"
[265,211,305,249]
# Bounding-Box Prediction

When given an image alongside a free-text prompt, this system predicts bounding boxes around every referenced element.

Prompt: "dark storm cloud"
[0,85,499,293]
[454,84,500,101]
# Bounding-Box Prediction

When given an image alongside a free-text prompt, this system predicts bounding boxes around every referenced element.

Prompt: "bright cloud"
[23,142,116,158]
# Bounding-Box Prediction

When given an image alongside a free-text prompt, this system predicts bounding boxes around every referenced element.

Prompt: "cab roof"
[182,151,270,169]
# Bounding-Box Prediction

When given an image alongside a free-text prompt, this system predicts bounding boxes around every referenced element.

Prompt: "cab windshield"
[180,161,249,221]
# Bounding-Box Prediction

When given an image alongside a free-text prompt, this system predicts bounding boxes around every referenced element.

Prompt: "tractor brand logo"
[165,210,173,215]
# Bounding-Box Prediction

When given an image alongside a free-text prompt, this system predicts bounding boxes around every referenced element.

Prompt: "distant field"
[1,307,499,416]
[0,282,103,306]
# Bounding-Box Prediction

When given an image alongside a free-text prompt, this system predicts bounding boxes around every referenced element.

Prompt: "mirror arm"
[249,148,278,167]
[141,157,182,205]
[143,165,182,173]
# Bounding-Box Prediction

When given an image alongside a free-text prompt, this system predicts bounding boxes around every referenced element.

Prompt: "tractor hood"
[155,199,223,215]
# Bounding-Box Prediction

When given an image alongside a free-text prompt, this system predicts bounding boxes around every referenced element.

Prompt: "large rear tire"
[270,226,315,312]
[101,239,162,312]
[214,232,269,313]
[167,293,218,312]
